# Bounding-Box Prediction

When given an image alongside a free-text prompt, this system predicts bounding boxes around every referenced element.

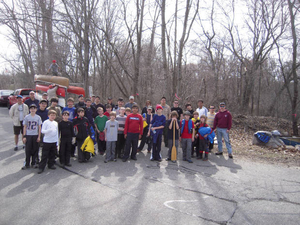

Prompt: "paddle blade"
[171,146,177,161]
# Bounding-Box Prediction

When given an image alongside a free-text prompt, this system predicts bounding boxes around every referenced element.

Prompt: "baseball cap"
[78,94,84,98]
[17,95,23,98]
[29,104,37,109]
[108,97,112,100]
[42,93,48,96]
[219,102,226,106]
[39,99,47,104]
[147,106,153,110]
[129,96,134,100]
[156,105,163,110]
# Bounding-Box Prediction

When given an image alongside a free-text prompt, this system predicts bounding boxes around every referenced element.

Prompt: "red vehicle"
[7,88,34,109]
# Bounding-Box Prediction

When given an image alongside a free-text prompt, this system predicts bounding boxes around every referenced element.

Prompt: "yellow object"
[80,136,95,155]
[143,121,148,129]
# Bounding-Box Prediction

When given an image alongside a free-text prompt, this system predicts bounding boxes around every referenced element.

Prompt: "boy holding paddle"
[166,111,180,163]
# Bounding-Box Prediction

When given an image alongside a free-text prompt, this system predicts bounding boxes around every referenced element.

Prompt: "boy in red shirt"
[123,104,143,162]
[180,111,195,163]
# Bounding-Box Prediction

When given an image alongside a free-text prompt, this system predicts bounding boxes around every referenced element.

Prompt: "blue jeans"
[217,128,232,154]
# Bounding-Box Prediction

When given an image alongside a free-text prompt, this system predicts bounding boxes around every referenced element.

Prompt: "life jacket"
[181,119,193,134]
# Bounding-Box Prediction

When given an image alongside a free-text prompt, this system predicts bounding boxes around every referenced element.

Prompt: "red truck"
[7,88,34,109]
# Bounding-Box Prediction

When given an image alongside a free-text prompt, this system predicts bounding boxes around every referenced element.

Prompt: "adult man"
[213,102,233,159]
[125,96,137,109]
[47,84,58,101]
[105,97,115,109]
[47,59,59,76]
[114,97,124,115]
[160,97,171,147]
[9,95,29,151]
[24,91,39,108]
[171,100,183,120]
[196,99,208,117]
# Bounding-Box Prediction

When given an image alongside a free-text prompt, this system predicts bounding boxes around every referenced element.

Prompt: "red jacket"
[213,110,232,130]
[124,113,143,135]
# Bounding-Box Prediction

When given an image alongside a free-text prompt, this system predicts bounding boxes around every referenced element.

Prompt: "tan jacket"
[9,103,29,126]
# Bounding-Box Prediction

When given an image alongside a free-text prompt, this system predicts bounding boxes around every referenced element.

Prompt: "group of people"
[9,92,233,174]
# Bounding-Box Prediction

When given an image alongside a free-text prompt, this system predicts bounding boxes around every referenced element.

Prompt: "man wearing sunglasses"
[213,102,233,159]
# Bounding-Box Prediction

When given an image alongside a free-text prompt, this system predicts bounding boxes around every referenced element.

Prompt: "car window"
[20,90,32,96]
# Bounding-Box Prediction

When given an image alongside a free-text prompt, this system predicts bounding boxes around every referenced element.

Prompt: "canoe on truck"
[35,84,66,97]
[34,75,69,88]
[67,86,85,96]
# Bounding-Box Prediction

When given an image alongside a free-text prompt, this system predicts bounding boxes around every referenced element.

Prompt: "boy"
[123,104,143,162]
[73,108,91,162]
[191,111,200,158]
[104,111,119,163]
[116,107,126,159]
[138,106,153,153]
[207,105,216,151]
[104,104,112,119]
[148,105,166,161]
[62,98,76,121]
[59,111,74,167]
[94,107,108,155]
[198,115,212,161]
[38,110,58,174]
[180,111,195,163]
[36,99,48,163]
[47,97,62,123]
[22,104,42,170]
[125,107,131,116]
[166,111,180,162]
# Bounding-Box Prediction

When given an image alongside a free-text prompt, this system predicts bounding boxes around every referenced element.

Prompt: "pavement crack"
[61,166,138,198]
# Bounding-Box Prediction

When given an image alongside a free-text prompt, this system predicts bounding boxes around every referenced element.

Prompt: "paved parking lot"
[0,107,300,225]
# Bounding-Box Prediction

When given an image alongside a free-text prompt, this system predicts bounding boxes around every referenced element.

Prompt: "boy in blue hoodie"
[180,111,195,163]
[148,105,166,161]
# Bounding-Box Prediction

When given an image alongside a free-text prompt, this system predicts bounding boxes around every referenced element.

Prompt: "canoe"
[35,84,66,97]
[67,86,85,96]
[35,84,85,97]
[280,137,300,147]
[34,75,69,87]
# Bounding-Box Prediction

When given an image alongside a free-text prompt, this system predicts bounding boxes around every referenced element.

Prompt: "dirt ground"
[227,114,300,167]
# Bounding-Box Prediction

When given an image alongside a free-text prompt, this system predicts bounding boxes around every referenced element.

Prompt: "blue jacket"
[198,127,215,143]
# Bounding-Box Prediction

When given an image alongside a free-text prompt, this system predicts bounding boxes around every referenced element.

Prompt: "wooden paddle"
[171,120,177,162]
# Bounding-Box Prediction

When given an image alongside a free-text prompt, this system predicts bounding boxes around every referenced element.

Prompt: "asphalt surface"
[0,107,300,225]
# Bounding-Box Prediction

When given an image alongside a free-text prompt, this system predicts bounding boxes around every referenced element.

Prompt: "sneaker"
[166,158,170,161]
[38,169,44,174]
[215,152,223,155]
[203,157,208,161]
[65,163,72,167]
[150,158,154,161]
[104,160,108,163]
[228,154,233,159]
[21,165,30,170]
[122,158,127,162]
[113,159,117,162]
[172,160,177,163]
[48,166,56,170]
[137,149,141,153]
[158,159,162,162]
[14,147,18,151]
[187,159,193,163]
[147,150,151,153]
[32,165,38,169]
[131,157,137,161]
